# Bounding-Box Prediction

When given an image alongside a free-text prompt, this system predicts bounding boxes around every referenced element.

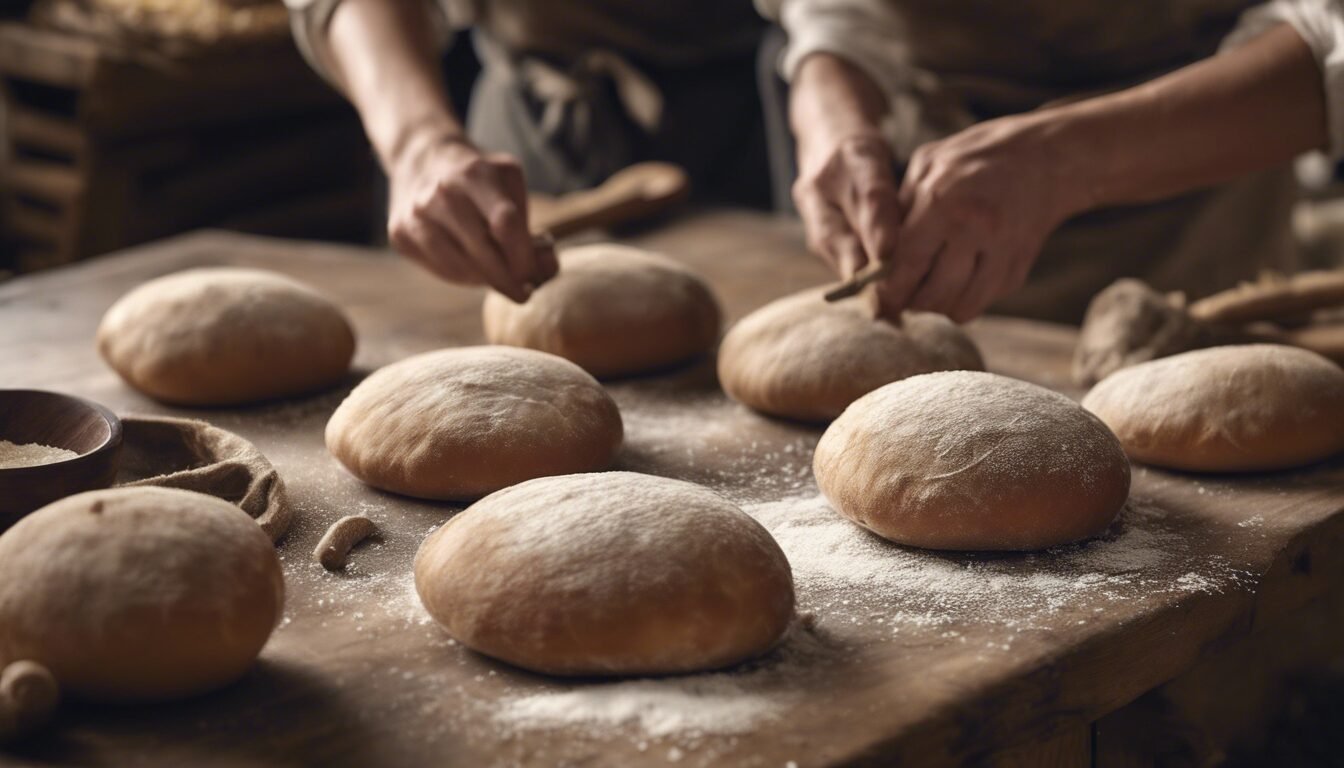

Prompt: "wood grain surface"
[0,210,1342,767]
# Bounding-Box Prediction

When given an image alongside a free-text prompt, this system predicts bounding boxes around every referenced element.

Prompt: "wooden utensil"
[823,259,896,302]
[528,162,689,238]
[1074,270,1344,386]
[0,389,122,529]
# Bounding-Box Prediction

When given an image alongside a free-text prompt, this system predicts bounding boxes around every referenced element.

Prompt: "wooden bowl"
[0,389,123,530]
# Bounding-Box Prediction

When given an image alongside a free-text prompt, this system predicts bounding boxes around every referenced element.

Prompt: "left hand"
[875,113,1087,323]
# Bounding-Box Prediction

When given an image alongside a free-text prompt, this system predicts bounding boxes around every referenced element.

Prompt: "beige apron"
[878,0,1299,323]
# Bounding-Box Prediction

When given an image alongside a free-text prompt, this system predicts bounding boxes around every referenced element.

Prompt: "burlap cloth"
[114,415,293,543]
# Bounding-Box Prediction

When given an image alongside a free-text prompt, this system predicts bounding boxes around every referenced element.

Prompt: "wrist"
[384,120,472,178]
[1022,108,1106,223]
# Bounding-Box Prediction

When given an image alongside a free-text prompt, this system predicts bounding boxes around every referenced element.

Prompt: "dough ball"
[326,346,622,500]
[414,472,794,676]
[718,289,983,422]
[482,244,721,378]
[1082,344,1344,472]
[814,371,1130,551]
[97,268,355,406]
[0,487,284,701]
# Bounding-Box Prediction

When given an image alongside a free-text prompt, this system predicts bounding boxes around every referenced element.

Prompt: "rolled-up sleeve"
[755,0,910,96]
[1224,0,1344,158]
[283,0,470,89]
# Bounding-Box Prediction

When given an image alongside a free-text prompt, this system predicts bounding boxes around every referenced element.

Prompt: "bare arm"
[324,0,555,300]
[1059,23,1327,209]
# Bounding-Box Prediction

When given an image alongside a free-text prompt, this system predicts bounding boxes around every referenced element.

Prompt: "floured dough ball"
[718,289,983,422]
[414,472,794,676]
[0,487,284,701]
[482,244,721,378]
[97,267,355,406]
[326,346,622,500]
[1082,345,1344,471]
[815,372,1130,550]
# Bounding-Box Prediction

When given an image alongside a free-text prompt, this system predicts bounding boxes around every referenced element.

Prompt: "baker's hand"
[387,136,558,302]
[876,115,1079,323]
[792,133,903,281]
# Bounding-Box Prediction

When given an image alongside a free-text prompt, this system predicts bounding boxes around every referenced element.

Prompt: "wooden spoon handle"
[1188,269,1344,325]
[528,162,689,238]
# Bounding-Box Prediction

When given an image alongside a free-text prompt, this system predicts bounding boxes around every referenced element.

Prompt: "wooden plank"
[7,103,86,156]
[0,24,100,89]
[0,212,1341,766]
[8,158,84,204]
[989,724,1092,768]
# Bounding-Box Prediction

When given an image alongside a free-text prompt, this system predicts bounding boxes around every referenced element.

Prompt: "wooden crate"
[0,22,378,272]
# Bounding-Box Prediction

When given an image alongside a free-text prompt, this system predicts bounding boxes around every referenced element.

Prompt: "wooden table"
[1,211,1342,767]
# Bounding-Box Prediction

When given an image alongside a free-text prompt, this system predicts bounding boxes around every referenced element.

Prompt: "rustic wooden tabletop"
[1,210,1342,767]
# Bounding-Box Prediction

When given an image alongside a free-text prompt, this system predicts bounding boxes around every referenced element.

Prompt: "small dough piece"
[414,472,794,676]
[1082,344,1344,472]
[815,371,1130,551]
[98,268,355,406]
[0,487,284,701]
[326,346,622,500]
[482,244,721,378]
[718,289,984,422]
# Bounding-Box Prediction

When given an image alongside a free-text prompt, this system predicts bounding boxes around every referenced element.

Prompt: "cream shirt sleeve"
[283,0,473,90]
[754,0,910,96]
[1224,0,1344,158]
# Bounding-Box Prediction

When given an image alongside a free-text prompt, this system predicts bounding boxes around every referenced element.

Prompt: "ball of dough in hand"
[0,487,284,701]
[414,472,795,676]
[482,244,721,378]
[814,371,1130,551]
[97,268,355,406]
[1082,344,1344,472]
[718,289,983,422]
[326,346,623,500]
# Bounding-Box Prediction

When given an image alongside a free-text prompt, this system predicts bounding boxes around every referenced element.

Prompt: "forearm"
[1049,23,1327,214]
[790,53,889,171]
[327,0,464,173]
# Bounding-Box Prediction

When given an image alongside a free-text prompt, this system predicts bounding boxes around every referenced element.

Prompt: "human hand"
[792,133,903,281]
[875,114,1083,322]
[387,135,558,302]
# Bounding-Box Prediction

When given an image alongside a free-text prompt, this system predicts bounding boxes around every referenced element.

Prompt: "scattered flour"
[0,439,78,468]
[495,677,783,737]
[491,623,832,738]
[745,493,1247,631]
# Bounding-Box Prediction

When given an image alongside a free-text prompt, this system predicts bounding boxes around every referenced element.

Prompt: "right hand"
[387,135,558,302]
[792,133,903,281]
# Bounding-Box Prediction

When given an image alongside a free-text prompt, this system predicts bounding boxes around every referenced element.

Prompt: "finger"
[843,168,902,270]
[947,250,1008,323]
[534,240,560,284]
[474,156,542,286]
[876,185,944,310]
[908,237,977,314]
[396,217,484,285]
[796,190,868,277]
[425,189,530,302]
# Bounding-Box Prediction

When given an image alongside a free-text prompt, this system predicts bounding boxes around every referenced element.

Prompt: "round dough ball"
[482,244,721,378]
[815,371,1130,551]
[97,267,355,406]
[414,472,794,676]
[718,289,984,422]
[0,487,284,701]
[1082,344,1344,472]
[326,346,623,500]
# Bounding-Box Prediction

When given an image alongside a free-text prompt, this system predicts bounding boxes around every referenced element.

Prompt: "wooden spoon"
[528,162,689,238]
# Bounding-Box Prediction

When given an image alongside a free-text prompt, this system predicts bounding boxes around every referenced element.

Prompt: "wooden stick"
[824,259,896,303]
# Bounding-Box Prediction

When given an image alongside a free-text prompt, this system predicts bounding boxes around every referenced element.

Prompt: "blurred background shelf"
[0,12,378,273]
